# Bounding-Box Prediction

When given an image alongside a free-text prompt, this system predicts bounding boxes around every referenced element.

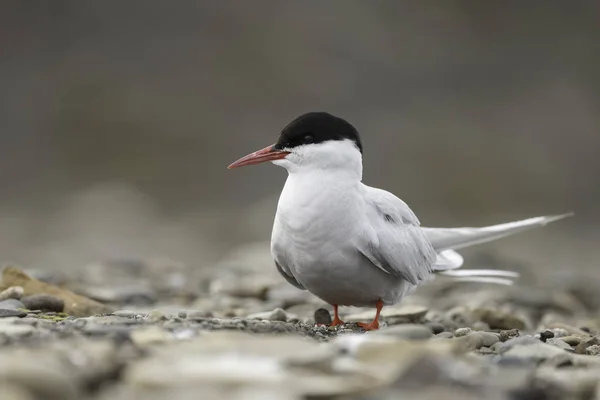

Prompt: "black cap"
[273,112,363,154]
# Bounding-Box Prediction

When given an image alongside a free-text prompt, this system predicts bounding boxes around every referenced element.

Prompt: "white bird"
[228,112,572,330]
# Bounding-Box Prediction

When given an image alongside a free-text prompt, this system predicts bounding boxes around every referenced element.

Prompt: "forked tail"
[425,213,573,285]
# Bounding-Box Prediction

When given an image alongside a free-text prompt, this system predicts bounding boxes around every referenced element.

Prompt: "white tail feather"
[446,276,516,285]
[438,269,520,278]
[423,213,573,252]
[428,212,572,285]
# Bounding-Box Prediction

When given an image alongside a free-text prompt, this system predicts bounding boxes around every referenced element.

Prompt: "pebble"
[247,308,289,322]
[455,332,486,350]
[313,308,332,325]
[435,332,454,339]
[0,286,24,300]
[558,335,583,346]
[375,324,433,340]
[21,294,65,313]
[0,299,27,310]
[574,336,600,355]
[147,310,167,323]
[539,330,555,342]
[546,338,574,351]
[499,329,520,342]
[424,322,445,334]
[454,327,472,337]
[585,344,600,356]
[472,308,526,330]
[0,309,27,318]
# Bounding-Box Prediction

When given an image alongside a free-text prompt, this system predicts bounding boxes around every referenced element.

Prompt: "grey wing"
[357,185,437,285]
[274,260,306,290]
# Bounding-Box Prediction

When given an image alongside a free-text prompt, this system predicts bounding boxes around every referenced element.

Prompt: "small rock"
[435,332,454,339]
[547,338,574,351]
[424,322,444,334]
[247,308,289,322]
[376,324,433,340]
[0,299,26,310]
[472,309,526,330]
[478,332,500,347]
[0,286,24,300]
[454,327,472,337]
[21,294,64,313]
[147,310,167,323]
[314,308,332,325]
[585,344,600,356]
[575,336,600,355]
[499,329,520,342]
[0,309,27,318]
[178,311,187,319]
[539,330,554,343]
[559,335,583,346]
[499,338,568,362]
[455,332,485,350]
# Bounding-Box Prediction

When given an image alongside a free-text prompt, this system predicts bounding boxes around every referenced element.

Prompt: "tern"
[228,112,572,330]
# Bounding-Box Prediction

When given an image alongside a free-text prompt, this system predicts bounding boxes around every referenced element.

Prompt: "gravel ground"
[1,245,600,400]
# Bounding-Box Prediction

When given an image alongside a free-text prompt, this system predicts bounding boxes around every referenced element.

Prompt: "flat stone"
[21,294,65,313]
[559,335,584,346]
[0,299,26,310]
[0,309,27,318]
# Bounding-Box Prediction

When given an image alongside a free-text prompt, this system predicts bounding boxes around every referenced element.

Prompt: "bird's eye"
[303,134,314,143]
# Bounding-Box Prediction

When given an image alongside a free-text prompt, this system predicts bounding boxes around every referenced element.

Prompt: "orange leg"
[357,300,383,331]
[329,304,345,327]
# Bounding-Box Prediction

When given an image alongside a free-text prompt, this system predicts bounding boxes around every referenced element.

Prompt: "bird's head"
[228,112,363,173]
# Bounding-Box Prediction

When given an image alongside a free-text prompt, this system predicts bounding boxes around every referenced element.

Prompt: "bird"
[228,112,572,331]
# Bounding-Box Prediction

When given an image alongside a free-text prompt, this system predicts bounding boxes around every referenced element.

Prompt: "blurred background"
[0,1,598,276]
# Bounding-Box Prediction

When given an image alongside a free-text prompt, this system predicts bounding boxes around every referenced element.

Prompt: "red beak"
[228,144,290,169]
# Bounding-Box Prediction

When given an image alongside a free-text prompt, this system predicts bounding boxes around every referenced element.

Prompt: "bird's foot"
[357,320,380,331]
[328,317,345,327]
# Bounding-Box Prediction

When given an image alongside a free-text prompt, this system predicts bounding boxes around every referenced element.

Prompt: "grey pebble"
[0,299,26,310]
[21,294,65,313]
[0,309,27,318]
[455,332,486,350]
[424,322,445,334]
[478,331,500,347]
[178,311,187,319]
[313,308,332,325]
[435,332,454,339]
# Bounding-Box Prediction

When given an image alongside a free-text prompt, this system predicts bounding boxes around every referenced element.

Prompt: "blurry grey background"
[0,1,598,275]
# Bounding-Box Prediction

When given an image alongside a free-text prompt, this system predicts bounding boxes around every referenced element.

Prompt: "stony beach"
[1,244,600,400]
